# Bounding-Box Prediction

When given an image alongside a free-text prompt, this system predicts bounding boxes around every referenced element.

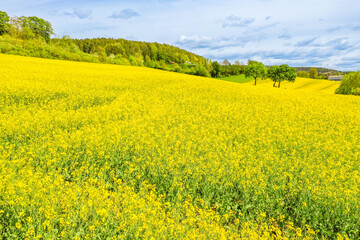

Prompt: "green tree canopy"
[0,11,10,35]
[244,61,267,85]
[335,72,360,96]
[210,61,222,78]
[268,64,297,88]
[309,67,318,79]
[21,16,53,43]
[297,71,310,78]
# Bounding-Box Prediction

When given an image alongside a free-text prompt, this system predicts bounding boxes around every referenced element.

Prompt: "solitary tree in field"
[244,61,267,85]
[309,67,318,79]
[268,66,281,87]
[268,64,297,88]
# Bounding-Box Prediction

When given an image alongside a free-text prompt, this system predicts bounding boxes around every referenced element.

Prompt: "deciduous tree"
[309,67,318,79]
[210,61,222,78]
[268,64,297,88]
[335,72,360,96]
[0,11,10,35]
[21,16,53,43]
[244,61,267,85]
[297,71,309,78]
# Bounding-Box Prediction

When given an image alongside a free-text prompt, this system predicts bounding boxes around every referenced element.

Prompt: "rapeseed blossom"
[0,54,359,239]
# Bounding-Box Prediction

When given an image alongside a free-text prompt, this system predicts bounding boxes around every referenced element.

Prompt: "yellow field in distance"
[246,77,341,94]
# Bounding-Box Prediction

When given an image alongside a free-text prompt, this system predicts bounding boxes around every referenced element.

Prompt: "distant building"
[329,75,344,81]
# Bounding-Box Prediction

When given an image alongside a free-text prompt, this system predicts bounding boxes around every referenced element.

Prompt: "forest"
[0,11,244,78]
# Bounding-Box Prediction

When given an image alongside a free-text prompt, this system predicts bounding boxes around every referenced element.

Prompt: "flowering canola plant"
[0,54,359,239]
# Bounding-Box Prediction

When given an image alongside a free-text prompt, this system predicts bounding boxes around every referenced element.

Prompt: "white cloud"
[63,9,92,19]
[109,9,140,19]
[222,15,255,28]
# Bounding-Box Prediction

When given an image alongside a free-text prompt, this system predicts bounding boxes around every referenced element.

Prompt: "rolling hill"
[1,54,359,239]
[252,77,341,94]
[220,74,341,94]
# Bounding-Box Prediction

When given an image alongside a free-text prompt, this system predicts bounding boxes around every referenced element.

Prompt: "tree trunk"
[273,82,276,87]
[254,77,257,86]
[278,81,281,88]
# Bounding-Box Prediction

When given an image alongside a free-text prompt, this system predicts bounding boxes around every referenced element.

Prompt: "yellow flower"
[0,52,358,240]
[16,222,22,229]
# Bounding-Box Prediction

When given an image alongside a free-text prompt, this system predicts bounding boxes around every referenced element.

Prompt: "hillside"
[1,54,359,239]
[0,34,211,77]
[293,67,347,74]
[281,77,341,93]
[253,77,341,94]
[220,75,341,94]
[218,74,253,83]
[51,37,208,66]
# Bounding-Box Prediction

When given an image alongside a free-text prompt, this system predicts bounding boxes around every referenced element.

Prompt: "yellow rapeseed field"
[0,54,359,239]
[246,77,341,94]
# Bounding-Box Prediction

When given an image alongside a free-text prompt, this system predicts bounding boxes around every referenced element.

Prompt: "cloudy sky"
[2,0,360,70]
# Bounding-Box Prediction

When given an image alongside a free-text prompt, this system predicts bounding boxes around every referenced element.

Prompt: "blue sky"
[2,0,360,70]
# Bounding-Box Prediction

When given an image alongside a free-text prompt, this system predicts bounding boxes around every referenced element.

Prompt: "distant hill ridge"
[293,67,348,74]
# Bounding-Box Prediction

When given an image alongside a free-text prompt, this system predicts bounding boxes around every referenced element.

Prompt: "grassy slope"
[1,54,359,239]
[218,74,253,83]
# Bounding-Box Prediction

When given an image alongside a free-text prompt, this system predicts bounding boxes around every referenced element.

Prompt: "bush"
[113,55,130,65]
[0,42,14,53]
[145,60,156,68]
[335,72,360,96]
[195,65,211,77]
[297,71,309,78]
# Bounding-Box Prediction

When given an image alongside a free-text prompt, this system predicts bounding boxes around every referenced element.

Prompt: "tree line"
[0,11,215,77]
[296,67,348,80]
[209,60,246,78]
[1,10,241,78]
[1,10,298,84]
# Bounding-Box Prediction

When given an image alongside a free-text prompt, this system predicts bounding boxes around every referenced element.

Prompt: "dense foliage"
[20,16,53,43]
[335,72,360,96]
[0,11,10,35]
[210,60,245,78]
[244,61,268,85]
[296,71,310,78]
[1,54,359,239]
[268,64,297,88]
[309,67,318,79]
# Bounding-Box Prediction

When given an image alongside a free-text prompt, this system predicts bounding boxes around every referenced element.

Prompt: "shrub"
[0,42,14,53]
[335,72,360,96]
